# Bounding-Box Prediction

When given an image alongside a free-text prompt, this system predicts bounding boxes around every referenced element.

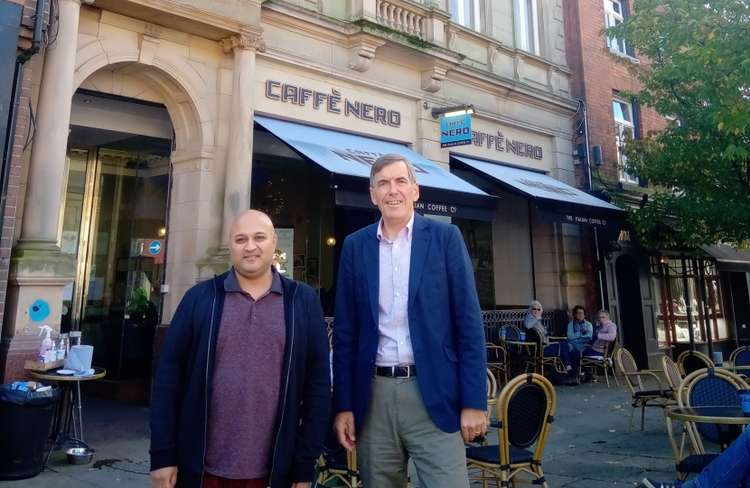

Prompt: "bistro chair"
[728,346,750,374]
[524,338,567,377]
[486,343,508,386]
[682,368,748,454]
[676,350,714,376]
[466,373,556,488]
[661,355,684,403]
[615,348,674,431]
[316,443,361,488]
[484,368,500,429]
[580,338,619,388]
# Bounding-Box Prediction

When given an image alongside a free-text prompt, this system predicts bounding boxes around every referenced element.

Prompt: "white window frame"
[514,0,540,56]
[451,0,482,32]
[613,98,638,185]
[604,0,629,55]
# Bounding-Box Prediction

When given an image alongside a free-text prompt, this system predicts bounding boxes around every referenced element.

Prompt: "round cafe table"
[666,406,750,425]
[28,367,106,466]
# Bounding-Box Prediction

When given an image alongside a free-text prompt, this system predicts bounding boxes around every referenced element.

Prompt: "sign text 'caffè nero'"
[265,80,402,128]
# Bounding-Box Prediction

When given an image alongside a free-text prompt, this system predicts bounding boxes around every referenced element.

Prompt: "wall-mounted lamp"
[659,255,669,264]
[158,227,167,237]
[431,104,475,119]
[325,236,337,247]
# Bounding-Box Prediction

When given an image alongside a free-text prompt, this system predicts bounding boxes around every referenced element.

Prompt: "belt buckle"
[405,366,411,378]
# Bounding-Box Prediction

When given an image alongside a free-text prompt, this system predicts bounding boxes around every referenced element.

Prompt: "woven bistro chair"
[615,348,674,431]
[486,343,509,386]
[728,346,750,375]
[662,355,684,402]
[580,338,619,388]
[316,442,361,488]
[466,373,556,488]
[676,350,714,376]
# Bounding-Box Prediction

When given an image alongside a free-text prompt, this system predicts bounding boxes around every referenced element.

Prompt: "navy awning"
[255,116,496,220]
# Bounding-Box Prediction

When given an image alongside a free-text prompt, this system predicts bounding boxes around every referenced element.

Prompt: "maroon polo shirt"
[204,268,285,479]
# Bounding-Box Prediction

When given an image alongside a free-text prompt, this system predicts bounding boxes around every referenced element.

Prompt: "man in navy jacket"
[150,210,330,488]
[332,154,487,487]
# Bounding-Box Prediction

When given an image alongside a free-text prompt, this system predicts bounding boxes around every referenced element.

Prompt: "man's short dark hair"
[369,154,417,187]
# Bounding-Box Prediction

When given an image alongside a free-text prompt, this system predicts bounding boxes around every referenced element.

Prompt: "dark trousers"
[202,473,268,488]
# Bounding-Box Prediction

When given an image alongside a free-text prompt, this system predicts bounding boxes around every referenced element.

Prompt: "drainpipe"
[1,0,47,234]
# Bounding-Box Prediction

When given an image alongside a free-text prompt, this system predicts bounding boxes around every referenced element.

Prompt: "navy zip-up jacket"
[150,272,331,488]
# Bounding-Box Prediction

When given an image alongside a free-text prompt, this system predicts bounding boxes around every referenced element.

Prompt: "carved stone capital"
[347,35,386,73]
[222,30,265,54]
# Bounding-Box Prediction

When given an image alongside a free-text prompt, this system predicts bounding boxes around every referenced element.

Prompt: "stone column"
[2,0,88,381]
[220,30,264,244]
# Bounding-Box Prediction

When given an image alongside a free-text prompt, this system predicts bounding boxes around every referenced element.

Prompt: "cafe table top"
[665,406,750,425]
[28,367,107,383]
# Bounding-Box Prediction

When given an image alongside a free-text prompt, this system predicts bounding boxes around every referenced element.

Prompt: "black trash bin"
[0,383,59,480]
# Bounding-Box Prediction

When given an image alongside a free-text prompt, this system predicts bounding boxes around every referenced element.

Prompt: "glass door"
[61,137,171,386]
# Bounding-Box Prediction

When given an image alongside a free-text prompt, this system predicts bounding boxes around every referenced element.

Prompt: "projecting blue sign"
[149,240,162,255]
[440,113,472,148]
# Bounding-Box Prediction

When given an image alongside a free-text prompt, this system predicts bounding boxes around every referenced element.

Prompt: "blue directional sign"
[149,240,162,255]
[440,112,473,148]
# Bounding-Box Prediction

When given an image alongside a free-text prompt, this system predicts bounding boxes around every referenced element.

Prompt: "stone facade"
[1,0,594,380]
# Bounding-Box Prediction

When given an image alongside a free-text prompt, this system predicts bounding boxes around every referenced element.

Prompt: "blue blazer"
[333,213,487,433]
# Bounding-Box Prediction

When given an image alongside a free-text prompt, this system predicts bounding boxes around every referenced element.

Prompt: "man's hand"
[334,411,357,451]
[150,466,177,488]
[292,483,311,488]
[460,408,488,443]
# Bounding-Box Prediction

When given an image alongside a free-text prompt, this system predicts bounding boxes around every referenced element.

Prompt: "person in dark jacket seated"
[639,426,750,487]
[523,300,573,374]
[150,210,331,488]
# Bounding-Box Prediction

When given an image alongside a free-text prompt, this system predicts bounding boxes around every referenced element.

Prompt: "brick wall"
[1,0,44,336]
[564,0,667,186]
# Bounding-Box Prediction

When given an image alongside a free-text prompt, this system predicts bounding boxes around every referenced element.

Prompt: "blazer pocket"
[443,344,458,363]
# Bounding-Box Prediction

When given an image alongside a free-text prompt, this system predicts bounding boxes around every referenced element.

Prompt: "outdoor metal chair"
[615,348,674,431]
[524,334,567,377]
[662,355,684,402]
[486,342,508,386]
[676,350,714,376]
[466,373,556,488]
[683,368,749,454]
[316,435,361,488]
[580,338,619,388]
[728,346,750,373]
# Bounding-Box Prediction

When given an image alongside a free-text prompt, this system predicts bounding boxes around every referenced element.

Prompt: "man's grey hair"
[369,154,418,187]
[529,300,543,311]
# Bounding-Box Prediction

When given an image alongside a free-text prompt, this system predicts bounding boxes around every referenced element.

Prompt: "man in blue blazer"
[332,154,487,487]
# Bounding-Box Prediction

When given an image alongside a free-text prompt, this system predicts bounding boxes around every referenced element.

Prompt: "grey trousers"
[358,376,470,488]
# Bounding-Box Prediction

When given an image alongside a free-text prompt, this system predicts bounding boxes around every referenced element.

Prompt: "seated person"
[639,425,750,487]
[567,305,594,353]
[524,300,572,373]
[581,309,617,359]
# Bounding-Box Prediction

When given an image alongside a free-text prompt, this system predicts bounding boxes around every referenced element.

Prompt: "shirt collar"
[224,267,283,295]
[376,212,415,243]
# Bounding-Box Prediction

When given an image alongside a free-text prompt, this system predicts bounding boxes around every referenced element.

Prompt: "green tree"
[608,0,750,249]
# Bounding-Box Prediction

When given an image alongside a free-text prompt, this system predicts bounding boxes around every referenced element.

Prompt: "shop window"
[514,0,540,55]
[451,0,482,31]
[604,0,632,56]
[652,257,730,348]
[454,218,495,308]
[613,98,639,185]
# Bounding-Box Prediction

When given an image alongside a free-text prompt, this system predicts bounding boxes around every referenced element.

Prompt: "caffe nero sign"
[265,80,402,128]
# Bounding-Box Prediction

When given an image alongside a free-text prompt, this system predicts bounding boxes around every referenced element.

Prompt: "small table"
[665,406,750,425]
[28,367,106,465]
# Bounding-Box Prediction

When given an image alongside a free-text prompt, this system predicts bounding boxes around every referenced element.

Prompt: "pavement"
[0,377,680,487]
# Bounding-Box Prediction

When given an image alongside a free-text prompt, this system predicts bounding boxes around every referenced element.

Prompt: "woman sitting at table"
[524,300,573,373]
[567,305,594,353]
[577,309,617,380]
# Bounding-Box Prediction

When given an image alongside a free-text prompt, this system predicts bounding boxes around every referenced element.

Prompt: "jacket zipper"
[200,279,218,488]
[268,283,298,488]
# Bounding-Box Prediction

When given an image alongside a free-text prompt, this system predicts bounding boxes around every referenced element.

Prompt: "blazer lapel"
[364,225,380,328]
[408,214,431,309]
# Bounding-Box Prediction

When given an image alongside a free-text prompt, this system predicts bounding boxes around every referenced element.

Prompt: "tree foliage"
[608,0,750,249]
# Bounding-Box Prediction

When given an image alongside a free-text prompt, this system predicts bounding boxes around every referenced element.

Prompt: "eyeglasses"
[531,308,542,311]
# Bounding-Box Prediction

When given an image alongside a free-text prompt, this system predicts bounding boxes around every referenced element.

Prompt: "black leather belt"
[375,365,417,378]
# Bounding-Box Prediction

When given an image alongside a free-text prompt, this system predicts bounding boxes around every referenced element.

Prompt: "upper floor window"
[515,0,540,55]
[605,0,631,56]
[613,98,639,184]
[451,0,481,31]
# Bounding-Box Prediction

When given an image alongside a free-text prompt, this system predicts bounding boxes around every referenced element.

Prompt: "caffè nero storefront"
[248,64,622,316]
